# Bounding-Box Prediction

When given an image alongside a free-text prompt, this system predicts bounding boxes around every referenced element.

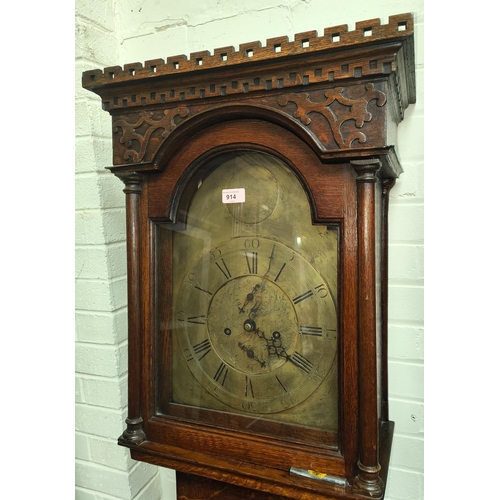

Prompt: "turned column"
[116,171,147,446]
[352,158,383,497]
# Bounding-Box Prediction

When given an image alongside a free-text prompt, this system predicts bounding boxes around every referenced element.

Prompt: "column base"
[117,417,146,446]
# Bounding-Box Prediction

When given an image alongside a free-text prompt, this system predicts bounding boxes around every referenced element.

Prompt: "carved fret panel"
[112,107,190,165]
[276,83,387,151]
[111,81,388,166]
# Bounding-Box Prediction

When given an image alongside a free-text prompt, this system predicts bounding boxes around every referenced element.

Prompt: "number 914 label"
[222,188,245,204]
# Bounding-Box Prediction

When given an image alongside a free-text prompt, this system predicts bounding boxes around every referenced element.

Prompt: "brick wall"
[75,1,424,499]
[75,1,168,498]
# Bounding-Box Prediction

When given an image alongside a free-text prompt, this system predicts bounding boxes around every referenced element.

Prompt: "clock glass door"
[156,149,340,447]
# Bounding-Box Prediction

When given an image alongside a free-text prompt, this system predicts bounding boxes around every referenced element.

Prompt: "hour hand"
[269,338,310,374]
[238,342,266,367]
[238,284,261,313]
[248,295,262,318]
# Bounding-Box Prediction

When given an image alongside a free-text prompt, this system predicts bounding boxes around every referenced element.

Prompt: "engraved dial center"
[207,275,299,376]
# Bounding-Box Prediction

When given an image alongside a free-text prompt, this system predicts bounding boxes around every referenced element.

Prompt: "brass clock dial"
[175,236,337,414]
[169,150,339,434]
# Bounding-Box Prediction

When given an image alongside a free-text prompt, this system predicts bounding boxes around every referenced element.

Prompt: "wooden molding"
[82,13,414,173]
[82,13,414,109]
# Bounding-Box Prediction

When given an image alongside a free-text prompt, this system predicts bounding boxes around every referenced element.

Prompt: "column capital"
[351,158,382,182]
[115,171,144,194]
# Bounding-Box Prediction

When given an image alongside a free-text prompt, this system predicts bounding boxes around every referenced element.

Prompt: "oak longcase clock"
[82,13,416,500]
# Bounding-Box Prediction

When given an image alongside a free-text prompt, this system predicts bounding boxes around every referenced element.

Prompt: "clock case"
[82,13,415,500]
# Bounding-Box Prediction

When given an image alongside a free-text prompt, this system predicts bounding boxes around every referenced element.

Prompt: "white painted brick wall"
[75,1,424,499]
[76,0,163,498]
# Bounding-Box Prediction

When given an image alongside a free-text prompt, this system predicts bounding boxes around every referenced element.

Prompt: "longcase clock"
[82,13,416,500]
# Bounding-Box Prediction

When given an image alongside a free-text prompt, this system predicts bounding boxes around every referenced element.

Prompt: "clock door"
[142,118,359,498]
[158,148,339,445]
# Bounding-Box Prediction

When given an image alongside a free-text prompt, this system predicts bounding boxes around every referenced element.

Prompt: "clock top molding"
[82,13,415,176]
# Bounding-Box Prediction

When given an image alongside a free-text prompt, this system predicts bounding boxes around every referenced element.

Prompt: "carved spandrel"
[277,83,387,151]
[112,107,190,165]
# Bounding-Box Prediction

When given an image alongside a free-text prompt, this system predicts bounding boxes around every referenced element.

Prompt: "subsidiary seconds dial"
[175,237,337,414]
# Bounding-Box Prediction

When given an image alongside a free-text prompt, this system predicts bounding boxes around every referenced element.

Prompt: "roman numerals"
[245,251,258,274]
[187,273,213,296]
[187,315,206,325]
[186,338,211,362]
[292,289,314,304]
[214,258,232,280]
[289,352,314,374]
[293,284,328,304]
[175,237,337,415]
[275,375,288,393]
[273,262,287,282]
[245,376,255,398]
[299,325,323,336]
[213,362,229,386]
[194,285,212,296]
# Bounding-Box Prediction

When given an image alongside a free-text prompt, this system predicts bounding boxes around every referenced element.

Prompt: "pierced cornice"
[82,13,415,112]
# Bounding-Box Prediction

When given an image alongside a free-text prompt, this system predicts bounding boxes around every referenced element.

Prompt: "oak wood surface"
[82,12,415,499]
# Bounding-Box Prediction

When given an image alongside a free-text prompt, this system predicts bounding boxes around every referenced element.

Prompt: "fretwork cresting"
[82,13,413,96]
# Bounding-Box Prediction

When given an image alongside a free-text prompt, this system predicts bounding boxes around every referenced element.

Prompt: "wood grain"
[84,12,416,499]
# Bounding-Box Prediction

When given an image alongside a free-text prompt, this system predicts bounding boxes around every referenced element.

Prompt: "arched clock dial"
[175,237,337,414]
[170,149,339,431]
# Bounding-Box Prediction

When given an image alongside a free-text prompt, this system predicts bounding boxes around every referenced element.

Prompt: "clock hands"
[233,273,308,373]
[266,331,312,373]
[238,284,261,314]
[264,330,295,368]
[240,319,307,373]
[248,295,262,318]
[237,342,266,367]
[238,243,276,315]
[263,243,276,278]
[260,329,308,372]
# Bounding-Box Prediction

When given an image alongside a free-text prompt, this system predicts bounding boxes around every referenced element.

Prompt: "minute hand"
[263,243,276,277]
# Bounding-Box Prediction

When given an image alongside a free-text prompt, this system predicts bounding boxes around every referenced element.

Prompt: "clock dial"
[175,237,337,414]
[169,150,339,433]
